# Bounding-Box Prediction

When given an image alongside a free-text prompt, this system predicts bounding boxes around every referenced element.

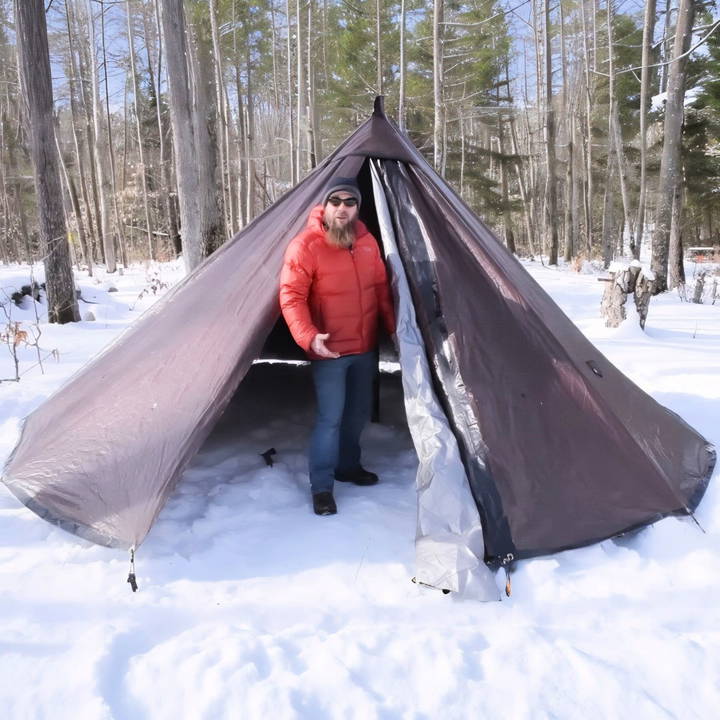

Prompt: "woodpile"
[600,264,655,330]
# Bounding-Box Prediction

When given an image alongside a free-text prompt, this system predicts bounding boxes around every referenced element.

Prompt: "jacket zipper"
[349,246,364,347]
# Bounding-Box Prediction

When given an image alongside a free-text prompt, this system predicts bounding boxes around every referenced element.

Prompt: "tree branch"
[441,0,531,27]
[593,19,720,78]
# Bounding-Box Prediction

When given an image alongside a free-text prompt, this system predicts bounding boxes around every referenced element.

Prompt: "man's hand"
[311,333,340,359]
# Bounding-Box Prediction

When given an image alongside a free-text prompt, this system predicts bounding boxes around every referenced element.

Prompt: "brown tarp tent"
[2,98,715,591]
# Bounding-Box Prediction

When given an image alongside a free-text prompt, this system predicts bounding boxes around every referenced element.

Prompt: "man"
[279,176,396,516]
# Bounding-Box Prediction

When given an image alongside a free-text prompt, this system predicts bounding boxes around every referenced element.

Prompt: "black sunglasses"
[327,196,358,207]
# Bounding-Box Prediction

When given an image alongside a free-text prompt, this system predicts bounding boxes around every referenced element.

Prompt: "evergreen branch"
[441,0,531,28]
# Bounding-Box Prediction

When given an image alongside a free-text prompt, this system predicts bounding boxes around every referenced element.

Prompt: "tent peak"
[373,96,386,118]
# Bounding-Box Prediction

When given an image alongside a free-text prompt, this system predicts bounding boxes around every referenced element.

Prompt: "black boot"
[313,491,337,516]
[334,467,379,486]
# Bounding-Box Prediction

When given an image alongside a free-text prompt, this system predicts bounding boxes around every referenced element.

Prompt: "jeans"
[308,350,376,494]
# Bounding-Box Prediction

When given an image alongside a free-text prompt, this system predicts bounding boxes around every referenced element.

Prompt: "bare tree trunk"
[700,205,712,244]
[73,0,104,261]
[495,72,514,254]
[633,0,657,259]
[210,0,233,239]
[66,173,88,269]
[606,0,633,258]
[126,0,154,259]
[433,0,444,172]
[510,113,536,257]
[2,102,32,261]
[321,0,329,92]
[499,112,515,254]
[601,155,616,268]
[149,0,180,255]
[651,0,695,293]
[560,0,572,262]
[668,184,686,289]
[543,0,558,264]
[526,14,542,245]
[188,18,225,255]
[233,0,247,228]
[295,0,304,177]
[376,0,383,95]
[306,1,317,168]
[222,84,236,232]
[99,0,126,266]
[269,0,280,109]
[659,0,673,94]
[571,114,581,259]
[64,0,95,271]
[245,42,256,222]
[564,129,574,261]
[0,104,11,263]
[459,104,465,198]
[121,71,129,206]
[87,0,115,271]
[398,0,406,130]
[580,0,594,254]
[15,0,79,323]
[286,0,296,184]
[160,0,203,271]
[55,131,90,271]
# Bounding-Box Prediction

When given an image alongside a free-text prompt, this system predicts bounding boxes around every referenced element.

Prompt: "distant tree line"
[1,0,719,322]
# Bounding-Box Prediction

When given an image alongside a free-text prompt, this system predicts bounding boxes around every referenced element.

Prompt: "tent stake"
[127,547,138,592]
[411,577,451,595]
[689,510,706,534]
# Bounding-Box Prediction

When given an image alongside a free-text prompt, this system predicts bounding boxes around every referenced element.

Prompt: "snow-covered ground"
[0,258,719,720]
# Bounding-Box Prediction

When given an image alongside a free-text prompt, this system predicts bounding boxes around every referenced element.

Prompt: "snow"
[651,85,702,112]
[606,259,648,276]
[606,260,626,273]
[1,259,719,719]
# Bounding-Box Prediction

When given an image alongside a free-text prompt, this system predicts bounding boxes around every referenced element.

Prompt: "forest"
[2,0,720,322]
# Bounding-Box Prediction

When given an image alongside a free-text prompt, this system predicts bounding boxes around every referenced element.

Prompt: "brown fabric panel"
[2,155,355,547]
[406,166,713,555]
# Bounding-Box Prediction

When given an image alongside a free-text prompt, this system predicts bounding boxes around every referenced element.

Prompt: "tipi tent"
[2,98,715,597]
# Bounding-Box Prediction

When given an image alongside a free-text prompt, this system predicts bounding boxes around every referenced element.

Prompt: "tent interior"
[128,353,430,598]
[188,155,502,597]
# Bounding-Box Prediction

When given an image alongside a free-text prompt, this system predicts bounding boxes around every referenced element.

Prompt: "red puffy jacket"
[279,205,396,359]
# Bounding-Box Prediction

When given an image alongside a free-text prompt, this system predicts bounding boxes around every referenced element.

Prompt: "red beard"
[326,219,356,249]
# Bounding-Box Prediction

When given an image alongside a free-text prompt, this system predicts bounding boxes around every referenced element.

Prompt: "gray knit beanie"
[322,177,362,207]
